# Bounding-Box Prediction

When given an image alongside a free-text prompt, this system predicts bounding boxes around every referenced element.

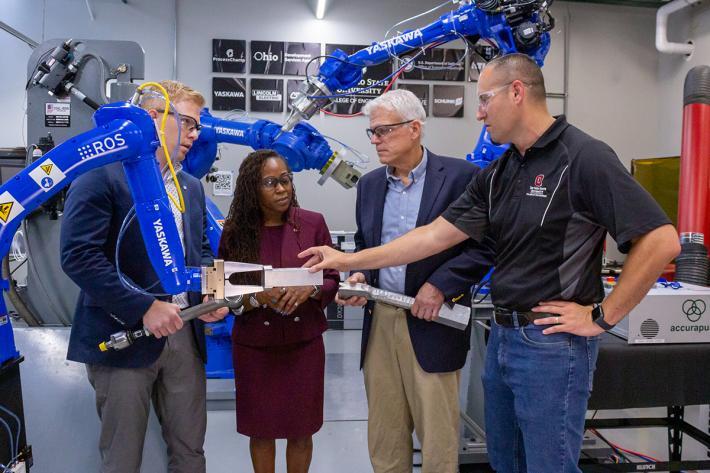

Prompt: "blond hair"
[140,80,205,110]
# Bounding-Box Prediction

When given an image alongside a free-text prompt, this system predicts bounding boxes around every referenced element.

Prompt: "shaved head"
[485,53,546,102]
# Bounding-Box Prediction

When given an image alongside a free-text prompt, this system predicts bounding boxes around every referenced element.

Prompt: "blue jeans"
[482,317,600,473]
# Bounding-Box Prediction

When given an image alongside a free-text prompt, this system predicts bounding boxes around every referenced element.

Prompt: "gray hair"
[362,89,426,129]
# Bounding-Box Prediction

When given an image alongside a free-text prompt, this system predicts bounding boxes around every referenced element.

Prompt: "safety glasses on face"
[476,82,514,111]
[365,120,414,140]
[261,172,294,190]
[154,109,202,134]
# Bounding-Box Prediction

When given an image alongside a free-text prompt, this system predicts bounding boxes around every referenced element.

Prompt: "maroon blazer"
[232,207,339,347]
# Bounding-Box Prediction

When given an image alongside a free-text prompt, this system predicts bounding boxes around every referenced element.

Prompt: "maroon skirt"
[232,336,325,439]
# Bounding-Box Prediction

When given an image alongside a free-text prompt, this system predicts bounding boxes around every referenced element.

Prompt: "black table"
[582,334,710,472]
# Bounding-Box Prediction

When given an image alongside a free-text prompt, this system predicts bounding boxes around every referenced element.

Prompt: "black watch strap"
[592,303,615,331]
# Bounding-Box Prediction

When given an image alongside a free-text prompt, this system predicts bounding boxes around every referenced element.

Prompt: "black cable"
[24,48,53,90]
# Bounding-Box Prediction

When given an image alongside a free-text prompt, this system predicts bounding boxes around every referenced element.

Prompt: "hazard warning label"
[29,158,66,192]
[0,191,24,226]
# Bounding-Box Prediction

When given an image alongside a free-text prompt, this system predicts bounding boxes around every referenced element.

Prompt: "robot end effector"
[99,260,323,351]
[281,0,554,132]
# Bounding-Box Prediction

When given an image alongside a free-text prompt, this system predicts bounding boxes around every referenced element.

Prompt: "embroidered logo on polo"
[526,174,548,198]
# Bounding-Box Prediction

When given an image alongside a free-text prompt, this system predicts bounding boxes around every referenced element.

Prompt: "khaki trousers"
[364,302,461,473]
[86,325,206,473]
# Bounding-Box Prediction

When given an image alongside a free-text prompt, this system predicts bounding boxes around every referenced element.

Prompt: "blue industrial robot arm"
[184,109,361,189]
[183,110,363,254]
[282,0,553,131]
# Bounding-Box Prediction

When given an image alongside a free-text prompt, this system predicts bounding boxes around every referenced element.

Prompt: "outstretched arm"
[299,216,469,273]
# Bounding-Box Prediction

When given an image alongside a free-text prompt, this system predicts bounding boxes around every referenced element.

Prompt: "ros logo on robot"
[78,133,127,160]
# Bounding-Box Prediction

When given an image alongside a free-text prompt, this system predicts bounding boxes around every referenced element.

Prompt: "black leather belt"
[493,306,556,327]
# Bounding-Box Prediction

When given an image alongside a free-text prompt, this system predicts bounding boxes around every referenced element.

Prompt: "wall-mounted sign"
[468,43,497,82]
[212,77,247,111]
[396,83,429,116]
[324,43,393,114]
[398,48,466,81]
[286,79,303,111]
[283,42,321,76]
[212,39,247,73]
[432,85,464,118]
[250,78,284,113]
[250,41,320,76]
[250,41,284,75]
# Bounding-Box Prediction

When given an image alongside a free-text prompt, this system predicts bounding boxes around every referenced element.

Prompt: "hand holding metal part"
[99,259,323,351]
[337,282,471,331]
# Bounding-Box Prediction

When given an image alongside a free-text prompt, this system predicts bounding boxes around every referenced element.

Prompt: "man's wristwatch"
[591,303,615,331]
[310,285,321,299]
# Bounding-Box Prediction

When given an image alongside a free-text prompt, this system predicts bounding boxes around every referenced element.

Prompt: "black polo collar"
[529,115,569,150]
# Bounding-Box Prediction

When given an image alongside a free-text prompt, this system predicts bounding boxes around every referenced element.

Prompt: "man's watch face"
[591,304,603,321]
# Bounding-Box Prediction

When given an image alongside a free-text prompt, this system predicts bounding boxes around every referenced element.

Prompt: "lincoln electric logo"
[670,298,709,333]
[153,218,174,267]
[78,133,127,160]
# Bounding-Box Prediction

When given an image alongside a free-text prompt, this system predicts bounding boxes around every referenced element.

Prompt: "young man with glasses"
[337,89,493,473]
[301,55,680,472]
[61,80,228,473]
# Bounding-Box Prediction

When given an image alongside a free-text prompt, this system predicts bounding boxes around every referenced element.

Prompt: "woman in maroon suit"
[219,149,339,473]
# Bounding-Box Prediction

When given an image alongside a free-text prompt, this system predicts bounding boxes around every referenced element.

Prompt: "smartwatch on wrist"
[591,303,615,331]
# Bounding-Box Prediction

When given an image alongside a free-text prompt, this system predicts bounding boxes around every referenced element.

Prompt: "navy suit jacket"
[61,162,213,368]
[355,150,494,373]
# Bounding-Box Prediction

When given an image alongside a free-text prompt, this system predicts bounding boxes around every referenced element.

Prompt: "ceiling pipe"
[656,0,702,55]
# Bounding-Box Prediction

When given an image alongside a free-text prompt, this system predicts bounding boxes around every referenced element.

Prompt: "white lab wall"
[656,3,710,157]
[0,0,703,232]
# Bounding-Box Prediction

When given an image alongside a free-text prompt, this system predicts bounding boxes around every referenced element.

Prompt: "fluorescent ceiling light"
[315,0,326,19]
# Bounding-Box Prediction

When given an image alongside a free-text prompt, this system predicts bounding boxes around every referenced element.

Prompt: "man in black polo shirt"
[299,53,680,472]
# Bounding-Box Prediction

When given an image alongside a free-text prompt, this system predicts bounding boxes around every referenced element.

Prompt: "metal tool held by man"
[100,260,324,351]
[98,296,244,351]
[338,282,471,330]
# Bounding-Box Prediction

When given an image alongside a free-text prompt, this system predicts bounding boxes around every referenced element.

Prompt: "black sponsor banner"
[286,79,303,111]
[432,85,464,118]
[283,42,320,76]
[212,39,247,73]
[250,78,284,113]
[468,42,497,82]
[398,48,465,81]
[324,43,393,114]
[250,41,284,75]
[212,77,247,111]
[396,83,429,116]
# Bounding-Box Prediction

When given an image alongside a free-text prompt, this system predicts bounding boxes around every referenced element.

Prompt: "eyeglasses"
[477,83,513,111]
[262,173,293,189]
[365,120,414,140]
[154,109,202,134]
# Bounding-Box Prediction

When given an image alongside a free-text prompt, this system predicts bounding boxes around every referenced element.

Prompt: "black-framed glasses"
[365,120,414,140]
[154,109,202,134]
[262,173,294,189]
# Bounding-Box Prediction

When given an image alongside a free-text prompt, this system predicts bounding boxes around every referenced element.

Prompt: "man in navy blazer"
[60,81,227,473]
[338,90,493,473]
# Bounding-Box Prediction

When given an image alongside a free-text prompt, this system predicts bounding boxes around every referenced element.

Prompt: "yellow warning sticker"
[29,158,66,192]
[0,191,24,226]
[0,202,13,223]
